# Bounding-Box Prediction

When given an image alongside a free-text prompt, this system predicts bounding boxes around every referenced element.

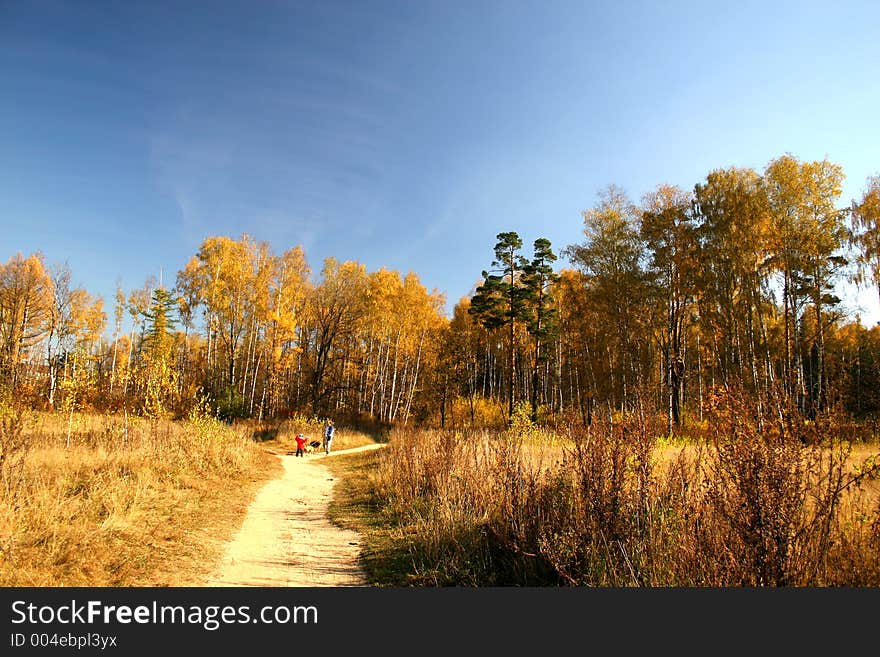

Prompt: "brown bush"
[368,391,880,586]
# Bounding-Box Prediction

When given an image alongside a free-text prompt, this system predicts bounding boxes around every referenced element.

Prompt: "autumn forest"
[4,153,880,589]
[3,154,880,432]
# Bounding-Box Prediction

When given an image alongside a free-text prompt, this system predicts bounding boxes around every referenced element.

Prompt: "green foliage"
[215,390,249,422]
[521,237,559,345]
[469,232,560,421]
[469,231,530,331]
[142,288,177,350]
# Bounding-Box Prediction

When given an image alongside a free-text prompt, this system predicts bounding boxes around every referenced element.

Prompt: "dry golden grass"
[360,407,880,586]
[0,410,278,586]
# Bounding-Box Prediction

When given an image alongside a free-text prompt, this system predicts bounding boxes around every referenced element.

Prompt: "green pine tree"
[522,238,559,422]
[469,232,558,422]
[141,287,178,417]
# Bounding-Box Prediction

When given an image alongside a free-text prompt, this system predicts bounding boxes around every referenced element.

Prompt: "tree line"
[0,237,445,424]
[2,153,879,429]
[449,154,880,430]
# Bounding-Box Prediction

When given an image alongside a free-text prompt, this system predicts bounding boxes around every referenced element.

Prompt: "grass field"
[0,407,385,586]
[326,419,880,587]
[0,409,278,586]
[4,402,878,587]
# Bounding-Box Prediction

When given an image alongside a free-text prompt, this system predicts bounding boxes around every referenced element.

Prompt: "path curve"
[203,443,384,587]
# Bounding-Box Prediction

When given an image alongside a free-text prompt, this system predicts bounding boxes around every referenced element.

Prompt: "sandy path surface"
[203,443,384,587]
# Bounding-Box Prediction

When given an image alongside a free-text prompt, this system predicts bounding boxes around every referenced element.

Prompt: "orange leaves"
[851,175,880,288]
[764,154,846,264]
[0,252,55,366]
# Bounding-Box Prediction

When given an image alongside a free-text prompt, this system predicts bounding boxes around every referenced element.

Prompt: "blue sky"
[2,0,880,328]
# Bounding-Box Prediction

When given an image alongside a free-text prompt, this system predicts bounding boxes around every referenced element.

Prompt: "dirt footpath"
[203,444,384,587]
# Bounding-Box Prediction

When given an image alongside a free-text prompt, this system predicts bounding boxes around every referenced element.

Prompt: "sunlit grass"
[0,409,275,586]
[332,408,880,586]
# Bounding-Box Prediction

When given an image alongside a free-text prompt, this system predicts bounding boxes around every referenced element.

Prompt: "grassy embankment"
[327,399,880,586]
[0,405,278,586]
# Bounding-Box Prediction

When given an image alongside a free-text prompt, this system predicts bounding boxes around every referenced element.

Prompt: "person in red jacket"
[294,433,307,457]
